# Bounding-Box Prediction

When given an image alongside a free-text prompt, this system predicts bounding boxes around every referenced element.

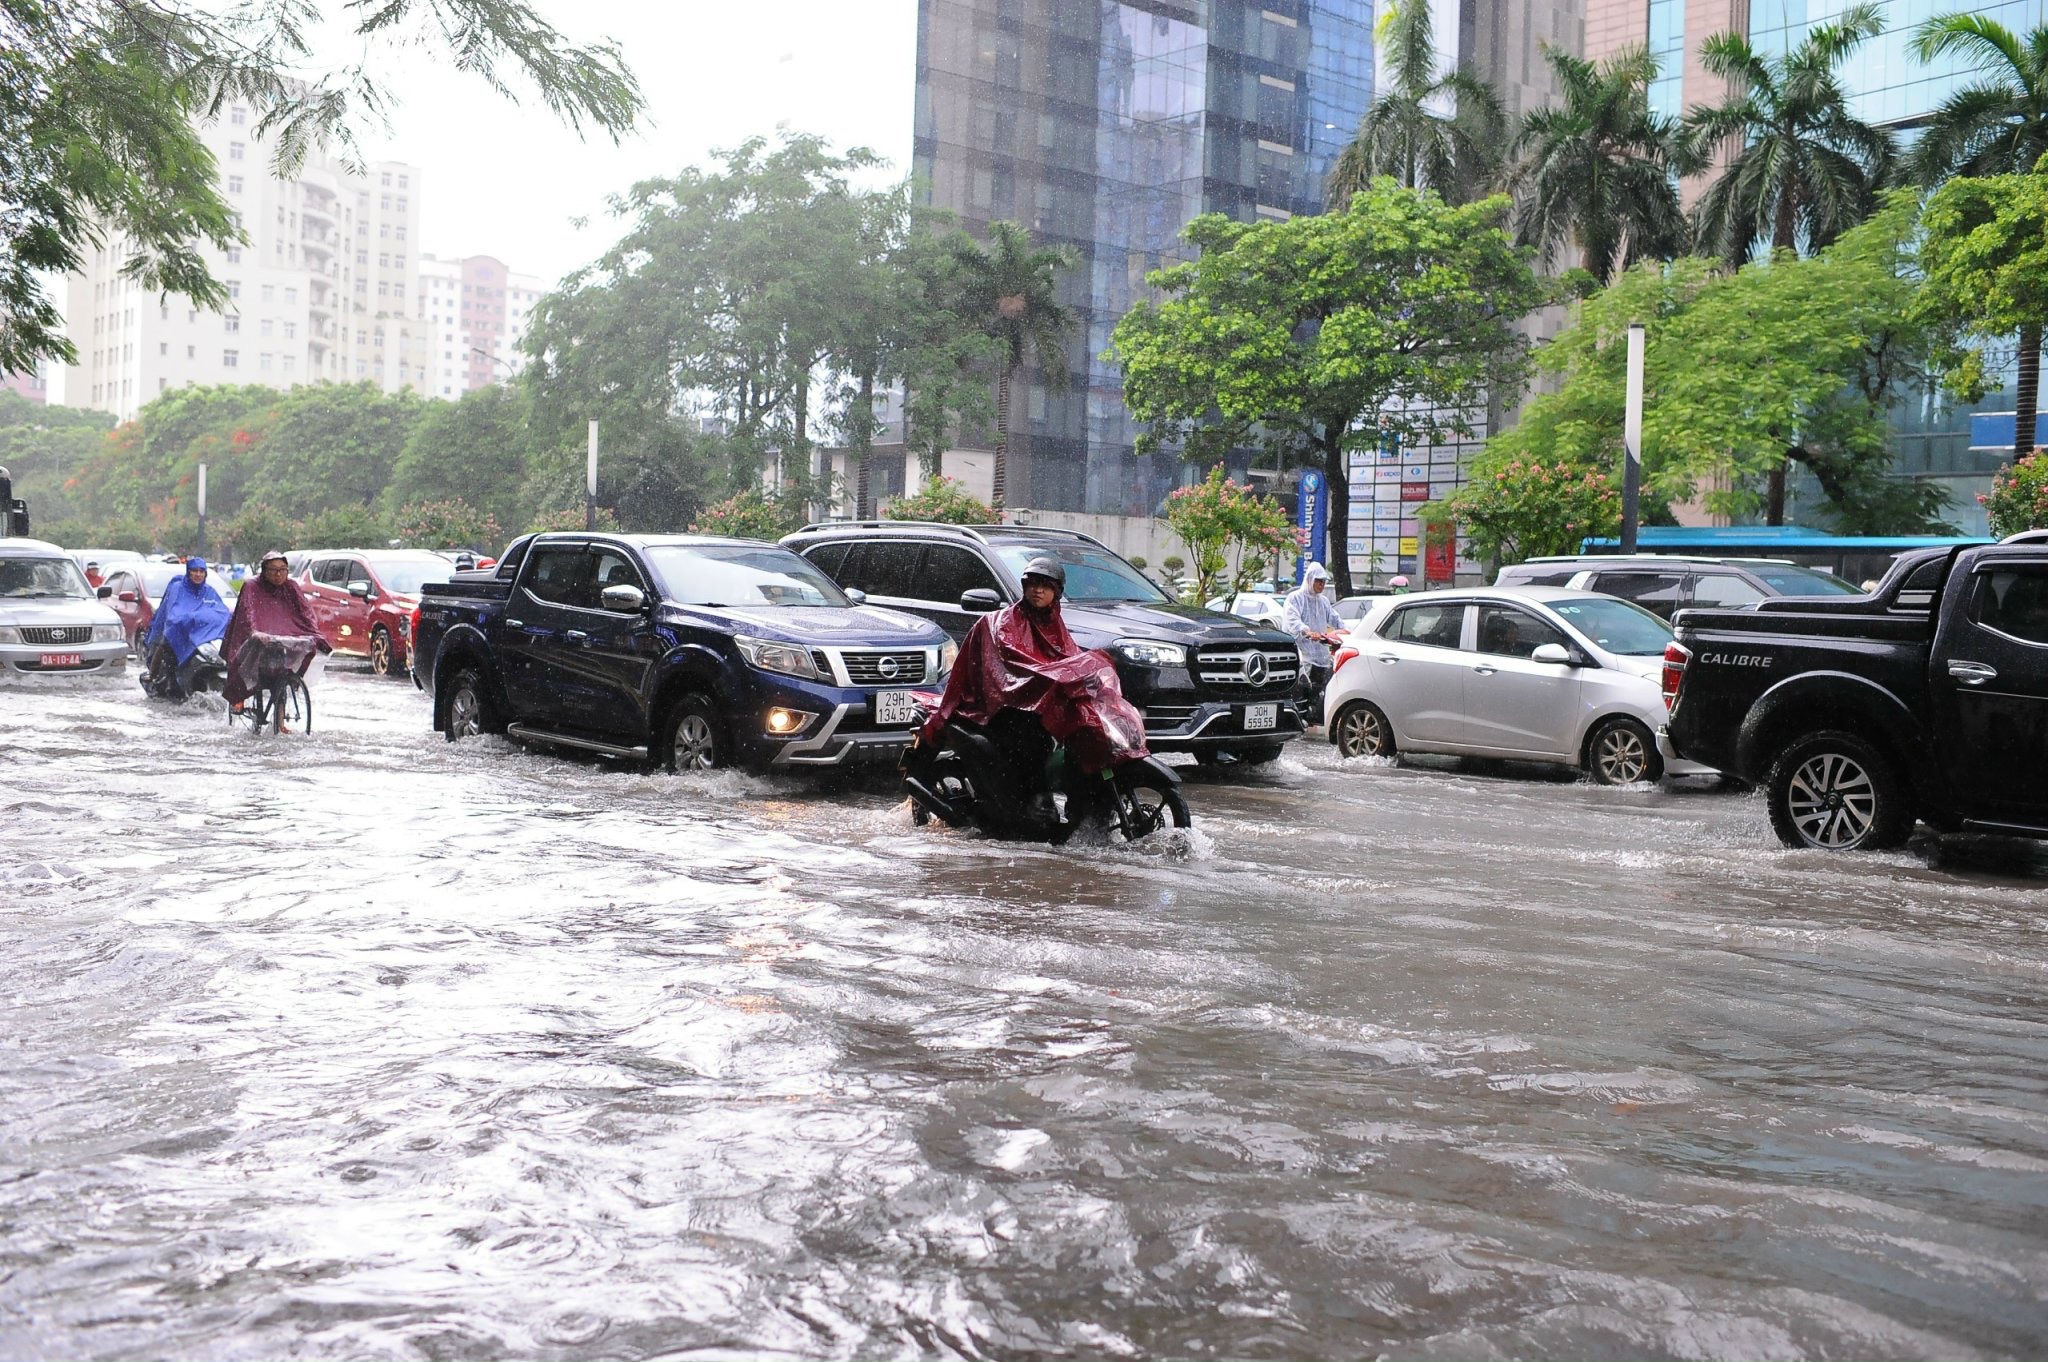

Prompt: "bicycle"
[227,634,323,736]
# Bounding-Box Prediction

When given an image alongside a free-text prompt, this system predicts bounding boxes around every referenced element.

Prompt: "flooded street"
[4,668,2046,1360]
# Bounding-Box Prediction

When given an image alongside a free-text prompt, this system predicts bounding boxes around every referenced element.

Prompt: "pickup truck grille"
[1193,645,1299,693]
[840,649,928,686]
[21,626,93,646]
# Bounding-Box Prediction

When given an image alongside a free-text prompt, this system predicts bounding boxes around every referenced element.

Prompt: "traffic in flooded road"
[4,668,2045,1359]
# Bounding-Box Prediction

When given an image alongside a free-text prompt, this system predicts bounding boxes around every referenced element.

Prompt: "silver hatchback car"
[0,539,130,675]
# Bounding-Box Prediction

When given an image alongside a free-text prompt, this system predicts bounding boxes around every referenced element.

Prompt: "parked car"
[1334,589,1395,623]
[67,548,145,586]
[412,532,955,772]
[0,539,129,675]
[1325,585,1710,784]
[294,549,457,677]
[1204,591,1287,629]
[1494,554,1861,618]
[781,521,1309,765]
[1665,540,2048,849]
[96,561,192,652]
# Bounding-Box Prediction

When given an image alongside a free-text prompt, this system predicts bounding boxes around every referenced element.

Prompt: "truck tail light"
[1331,646,1359,675]
[1661,642,1689,711]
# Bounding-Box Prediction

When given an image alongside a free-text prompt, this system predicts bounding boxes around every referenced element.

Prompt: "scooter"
[140,638,227,702]
[901,693,1192,845]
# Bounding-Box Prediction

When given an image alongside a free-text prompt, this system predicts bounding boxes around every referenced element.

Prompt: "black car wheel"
[439,666,500,741]
[660,693,727,772]
[1585,716,1662,785]
[1767,730,1913,851]
[1331,700,1395,760]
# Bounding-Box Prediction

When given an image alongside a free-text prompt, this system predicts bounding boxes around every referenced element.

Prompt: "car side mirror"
[599,583,646,613]
[843,587,868,604]
[118,590,139,603]
[347,580,373,599]
[1530,643,1573,665]
[96,585,114,599]
[960,588,1001,613]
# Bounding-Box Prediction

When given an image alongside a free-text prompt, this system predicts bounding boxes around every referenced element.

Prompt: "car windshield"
[645,545,849,607]
[0,556,91,599]
[1750,564,1859,596]
[1545,596,1673,656]
[992,545,1167,603]
[370,561,455,596]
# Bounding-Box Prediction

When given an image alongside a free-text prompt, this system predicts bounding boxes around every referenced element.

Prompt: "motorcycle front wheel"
[1112,770,1192,843]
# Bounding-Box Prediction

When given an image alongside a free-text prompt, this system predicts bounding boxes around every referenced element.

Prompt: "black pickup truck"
[1663,541,2048,849]
[411,531,954,772]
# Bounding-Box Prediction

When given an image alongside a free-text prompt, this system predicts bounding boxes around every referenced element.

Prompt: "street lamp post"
[196,462,207,558]
[586,420,599,532]
[1622,322,1644,555]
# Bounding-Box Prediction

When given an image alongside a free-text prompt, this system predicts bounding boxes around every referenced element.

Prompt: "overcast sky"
[359,1,917,286]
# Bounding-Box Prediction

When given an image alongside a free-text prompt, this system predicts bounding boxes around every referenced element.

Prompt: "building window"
[227,175,244,194]
[229,141,245,161]
[381,172,391,186]
[398,173,408,189]
[187,345,196,358]
[284,287,297,303]
[395,227,407,241]
[226,279,241,298]
[159,342,167,355]
[261,284,275,302]
[283,322,296,339]
[357,250,368,265]
[225,247,241,263]
[223,349,239,367]
[261,319,273,336]
[379,253,389,268]
[260,353,273,370]
[230,105,246,125]
[224,316,240,332]
[396,198,407,212]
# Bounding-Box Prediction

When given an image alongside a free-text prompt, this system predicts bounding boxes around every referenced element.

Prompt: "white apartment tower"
[65,103,425,420]
[416,254,546,400]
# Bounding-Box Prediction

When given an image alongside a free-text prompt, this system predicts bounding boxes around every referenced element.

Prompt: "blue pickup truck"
[411,532,956,771]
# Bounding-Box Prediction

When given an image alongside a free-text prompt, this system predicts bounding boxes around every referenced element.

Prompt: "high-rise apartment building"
[63,104,424,421]
[915,0,1375,518]
[416,255,548,399]
[1586,0,2048,529]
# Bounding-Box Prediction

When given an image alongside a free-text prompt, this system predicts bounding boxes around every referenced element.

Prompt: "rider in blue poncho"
[141,557,232,699]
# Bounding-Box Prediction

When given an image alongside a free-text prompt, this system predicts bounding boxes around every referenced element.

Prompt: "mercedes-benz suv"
[781,521,1308,764]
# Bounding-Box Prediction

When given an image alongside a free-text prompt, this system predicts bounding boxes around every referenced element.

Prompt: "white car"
[1322,585,1712,784]
[1204,591,1288,629]
[0,539,130,676]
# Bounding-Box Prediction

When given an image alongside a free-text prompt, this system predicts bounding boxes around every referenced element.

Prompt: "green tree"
[1914,168,2048,460]
[1162,465,1297,601]
[388,384,534,526]
[1326,0,1504,208]
[216,501,299,561]
[1425,457,1619,566]
[1908,13,2048,185]
[950,221,1078,514]
[0,391,115,525]
[1108,179,1542,595]
[393,499,502,551]
[1,0,642,377]
[300,503,391,549]
[1684,2,1893,265]
[688,488,803,540]
[883,476,995,525]
[255,382,422,518]
[1510,44,1687,283]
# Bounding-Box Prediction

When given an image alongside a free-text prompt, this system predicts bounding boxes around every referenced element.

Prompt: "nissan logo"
[877,655,901,680]
[1242,652,1268,684]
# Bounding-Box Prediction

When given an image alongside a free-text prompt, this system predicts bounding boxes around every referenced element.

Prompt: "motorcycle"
[140,638,227,702]
[900,692,1192,845]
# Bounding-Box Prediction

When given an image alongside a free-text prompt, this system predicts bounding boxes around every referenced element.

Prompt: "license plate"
[1243,702,1277,731]
[875,690,920,726]
[40,653,83,667]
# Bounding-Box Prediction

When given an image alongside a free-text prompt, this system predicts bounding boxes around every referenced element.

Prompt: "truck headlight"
[94,624,125,642]
[0,627,17,643]
[1113,638,1186,668]
[736,634,821,680]
[938,638,959,676]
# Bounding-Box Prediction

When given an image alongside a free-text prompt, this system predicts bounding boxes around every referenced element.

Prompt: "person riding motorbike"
[140,557,232,700]
[916,555,1149,826]
[222,550,330,720]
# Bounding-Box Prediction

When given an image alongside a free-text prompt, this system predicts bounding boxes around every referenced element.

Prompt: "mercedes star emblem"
[1243,652,1268,684]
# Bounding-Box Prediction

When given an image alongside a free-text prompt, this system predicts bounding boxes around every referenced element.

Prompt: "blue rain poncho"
[142,558,232,665]
[1282,563,1345,668]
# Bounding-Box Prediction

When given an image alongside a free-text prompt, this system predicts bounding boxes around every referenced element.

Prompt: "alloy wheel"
[1593,724,1650,784]
[448,684,482,738]
[370,630,393,675]
[1334,705,1387,759]
[1785,752,1876,848]
[672,714,718,771]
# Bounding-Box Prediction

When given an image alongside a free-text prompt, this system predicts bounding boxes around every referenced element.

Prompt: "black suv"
[780,521,1308,763]
[1493,554,1861,619]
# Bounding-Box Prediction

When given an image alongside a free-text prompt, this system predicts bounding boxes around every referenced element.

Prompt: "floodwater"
[3,668,2045,1360]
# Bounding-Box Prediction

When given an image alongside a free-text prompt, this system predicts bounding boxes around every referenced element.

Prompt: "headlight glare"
[1113,638,1186,668]
[736,634,820,680]
[938,639,959,675]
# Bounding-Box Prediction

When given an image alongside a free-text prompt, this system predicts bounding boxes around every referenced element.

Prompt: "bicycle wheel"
[271,673,311,735]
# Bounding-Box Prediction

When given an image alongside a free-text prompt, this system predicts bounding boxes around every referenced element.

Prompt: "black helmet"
[1019,556,1066,593]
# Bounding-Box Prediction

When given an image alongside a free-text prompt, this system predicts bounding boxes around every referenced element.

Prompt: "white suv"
[0,539,130,676]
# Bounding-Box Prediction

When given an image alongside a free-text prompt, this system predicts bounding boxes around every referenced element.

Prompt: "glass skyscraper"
[914,0,1374,516]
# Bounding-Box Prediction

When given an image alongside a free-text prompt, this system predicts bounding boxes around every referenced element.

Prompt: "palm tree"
[950,221,1077,514]
[1325,0,1504,208]
[1510,44,1687,284]
[1684,2,1895,266]
[1908,13,2048,184]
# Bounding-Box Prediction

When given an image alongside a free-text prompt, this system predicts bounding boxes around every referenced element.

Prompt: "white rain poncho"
[1282,564,1345,668]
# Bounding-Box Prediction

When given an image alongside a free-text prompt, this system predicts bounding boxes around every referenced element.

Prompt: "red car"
[97,562,194,653]
[294,550,456,677]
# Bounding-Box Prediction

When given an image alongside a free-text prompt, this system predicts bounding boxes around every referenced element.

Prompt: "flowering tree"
[394,499,503,550]
[1982,450,2048,538]
[1424,457,1619,566]
[1164,466,1297,601]
[883,476,996,524]
[689,488,804,540]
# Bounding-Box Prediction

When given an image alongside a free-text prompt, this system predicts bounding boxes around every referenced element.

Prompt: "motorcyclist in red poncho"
[919,556,1149,819]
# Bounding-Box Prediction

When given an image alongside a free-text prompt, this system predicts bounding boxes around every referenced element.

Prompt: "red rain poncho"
[222,574,323,704]
[920,598,1149,773]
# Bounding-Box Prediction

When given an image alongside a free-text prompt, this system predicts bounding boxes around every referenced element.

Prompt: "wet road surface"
[3,668,2046,1359]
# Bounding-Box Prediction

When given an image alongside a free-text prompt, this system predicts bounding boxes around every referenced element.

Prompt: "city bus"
[1579,525,1988,587]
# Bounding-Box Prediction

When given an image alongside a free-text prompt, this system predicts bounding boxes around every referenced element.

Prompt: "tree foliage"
[883,476,995,525]
[1982,452,2048,537]
[688,488,805,541]
[1326,0,1503,208]
[0,0,643,377]
[1425,457,1619,566]
[950,220,1078,512]
[1108,179,1541,595]
[393,498,502,550]
[1908,13,2048,184]
[1162,465,1298,601]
